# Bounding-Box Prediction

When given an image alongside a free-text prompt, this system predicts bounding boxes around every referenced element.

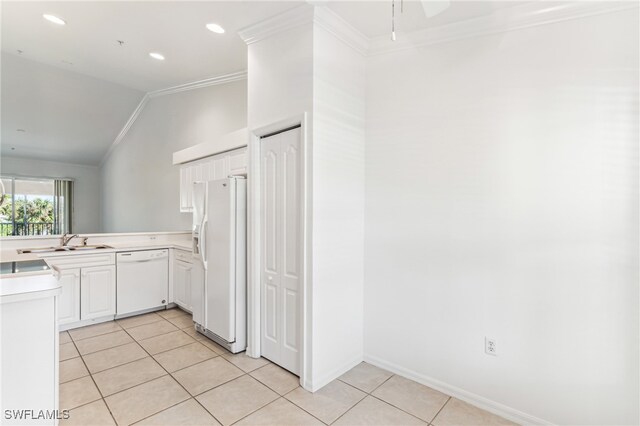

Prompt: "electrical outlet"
[485,337,497,356]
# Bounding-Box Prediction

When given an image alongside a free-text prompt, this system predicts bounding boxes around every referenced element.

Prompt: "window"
[0,177,73,236]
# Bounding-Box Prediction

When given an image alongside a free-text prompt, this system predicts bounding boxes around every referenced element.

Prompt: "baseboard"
[363,354,553,426]
[304,354,363,392]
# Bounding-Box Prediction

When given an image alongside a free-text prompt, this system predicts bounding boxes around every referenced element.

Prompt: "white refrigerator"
[191,176,247,353]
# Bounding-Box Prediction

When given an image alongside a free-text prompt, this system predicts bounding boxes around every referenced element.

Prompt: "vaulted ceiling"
[0,1,529,167]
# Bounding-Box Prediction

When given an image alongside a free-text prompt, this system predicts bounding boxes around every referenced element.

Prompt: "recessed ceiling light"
[43,14,66,25]
[149,52,165,61]
[206,23,225,34]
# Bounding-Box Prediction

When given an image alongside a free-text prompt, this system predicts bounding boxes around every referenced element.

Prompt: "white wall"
[364,9,638,425]
[311,19,366,388]
[246,17,316,386]
[100,80,247,232]
[246,6,366,390]
[0,156,101,233]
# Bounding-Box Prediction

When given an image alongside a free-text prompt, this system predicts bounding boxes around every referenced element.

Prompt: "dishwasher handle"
[117,250,168,263]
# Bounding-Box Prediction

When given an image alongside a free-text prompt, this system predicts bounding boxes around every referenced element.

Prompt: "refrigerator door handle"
[200,216,208,269]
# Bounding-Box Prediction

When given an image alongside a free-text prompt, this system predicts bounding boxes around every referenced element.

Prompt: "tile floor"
[59,308,517,426]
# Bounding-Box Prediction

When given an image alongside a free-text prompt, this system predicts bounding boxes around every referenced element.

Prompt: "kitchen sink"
[17,245,113,254]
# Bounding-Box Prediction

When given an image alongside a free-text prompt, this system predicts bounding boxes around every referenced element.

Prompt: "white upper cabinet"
[179,147,247,212]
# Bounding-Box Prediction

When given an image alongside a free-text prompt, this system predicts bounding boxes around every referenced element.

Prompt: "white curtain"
[53,180,73,234]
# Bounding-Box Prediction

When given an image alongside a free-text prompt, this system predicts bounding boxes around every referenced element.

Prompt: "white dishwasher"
[116,249,169,316]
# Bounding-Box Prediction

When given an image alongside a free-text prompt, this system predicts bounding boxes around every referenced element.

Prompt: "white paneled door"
[261,127,301,375]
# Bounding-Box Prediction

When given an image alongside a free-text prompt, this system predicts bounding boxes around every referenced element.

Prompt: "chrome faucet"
[60,233,79,247]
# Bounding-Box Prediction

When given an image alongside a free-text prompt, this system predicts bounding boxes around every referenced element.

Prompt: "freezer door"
[205,178,236,342]
[192,181,207,268]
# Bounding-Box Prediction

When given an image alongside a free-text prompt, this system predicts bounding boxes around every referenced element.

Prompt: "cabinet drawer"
[174,249,194,264]
[44,253,115,269]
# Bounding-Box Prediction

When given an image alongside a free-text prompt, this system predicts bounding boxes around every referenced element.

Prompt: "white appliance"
[116,249,169,316]
[192,176,247,353]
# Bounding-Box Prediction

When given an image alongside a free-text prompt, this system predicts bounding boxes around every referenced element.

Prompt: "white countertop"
[0,240,192,263]
[0,273,61,304]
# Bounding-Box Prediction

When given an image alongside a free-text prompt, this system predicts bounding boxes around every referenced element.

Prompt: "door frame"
[247,113,312,390]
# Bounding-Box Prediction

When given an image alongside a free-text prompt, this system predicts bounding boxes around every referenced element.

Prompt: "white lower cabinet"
[172,249,204,314]
[58,268,81,325]
[45,254,117,329]
[173,260,192,311]
[81,265,116,320]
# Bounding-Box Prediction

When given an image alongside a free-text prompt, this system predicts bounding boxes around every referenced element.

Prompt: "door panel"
[264,282,278,343]
[283,142,299,279]
[58,268,80,325]
[81,265,115,320]
[260,127,301,375]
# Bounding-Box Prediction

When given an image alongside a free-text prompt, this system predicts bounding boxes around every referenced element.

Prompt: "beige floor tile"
[105,375,190,425]
[432,398,517,426]
[60,357,89,383]
[173,357,244,396]
[339,362,393,393]
[157,308,190,319]
[196,375,278,425]
[61,399,115,426]
[136,399,220,426]
[74,330,134,355]
[154,342,217,372]
[372,375,449,422]
[60,342,80,361]
[286,379,366,424]
[117,312,164,329]
[333,396,426,425]
[250,364,300,395]
[222,351,270,373]
[235,398,324,426]
[69,321,122,341]
[92,357,167,396]
[198,338,228,355]
[59,376,102,410]
[83,342,147,373]
[181,326,206,341]
[127,320,179,341]
[139,330,196,355]
[60,331,72,344]
[166,314,194,329]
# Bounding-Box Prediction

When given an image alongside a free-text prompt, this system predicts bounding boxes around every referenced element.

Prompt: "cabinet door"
[173,260,192,310]
[180,165,192,212]
[229,148,247,175]
[58,268,80,325]
[81,265,116,320]
[213,156,229,180]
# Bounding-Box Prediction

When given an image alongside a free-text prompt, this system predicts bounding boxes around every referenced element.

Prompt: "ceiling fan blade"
[421,0,450,18]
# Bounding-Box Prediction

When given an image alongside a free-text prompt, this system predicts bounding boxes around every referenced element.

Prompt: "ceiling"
[1,53,144,165]
[328,1,527,39]
[0,1,528,167]
[1,1,301,92]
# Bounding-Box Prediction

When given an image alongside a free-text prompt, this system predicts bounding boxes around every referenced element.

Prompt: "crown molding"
[238,4,368,55]
[313,6,369,56]
[238,5,315,45]
[368,1,639,56]
[148,70,247,98]
[100,70,247,166]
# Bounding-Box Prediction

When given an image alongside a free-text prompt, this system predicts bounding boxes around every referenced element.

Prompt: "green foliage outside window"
[0,196,54,236]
